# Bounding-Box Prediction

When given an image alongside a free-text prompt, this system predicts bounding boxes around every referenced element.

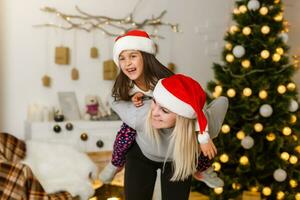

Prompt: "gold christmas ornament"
[272,53,281,62]
[274,13,283,21]
[215,85,223,93]
[280,152,290,161]
[295,193,300,200]
[42,75,51,87]
[250,186,259,192]
[232,183,241,190]
[274,0,280,4]
[214,187,223,194]
[289,179,298,188]
[243,87,252,97]
[259,90,268,99]
[266,133,276,141]
[227,88,236,98]
[220,153,229,163]
[287,82,296,91]
[289,155,298,164]
[261,50,270,59]
[237,130,246,140]
[230,25,239,34]
[277,85,286,94]
[261,25,270,34]
[290,115,297,124]
[225,43,233,50]
[233,8,240,15]
[221,124,230,134]
[226,54,235,62]
[90,47,99,58]
[71,68,79,80]
[254,123,263,132]
[262,187,272,196]
[259,7,269,15]
[241,59,251,68]
[242,27,251,35]
[292,135,298,141]
[212,91,221,98]
[212,162,221,171]
[277,191,285,200]
[295,145,300,153]
[276,47,284,55]
[239,156,249,165]
[282,127,292,136]
[239,5,247,14]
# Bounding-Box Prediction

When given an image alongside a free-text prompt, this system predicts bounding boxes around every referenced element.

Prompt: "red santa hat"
[153,74,209,143]
[113,29,156,66]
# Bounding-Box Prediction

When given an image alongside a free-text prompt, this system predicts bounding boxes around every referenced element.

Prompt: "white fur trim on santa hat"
[113,35,156,66]
[153,79,196,119]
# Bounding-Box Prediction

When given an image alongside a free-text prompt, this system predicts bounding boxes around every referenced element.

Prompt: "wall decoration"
[103,60,118,80]
[71,68,79,80]
[55,46,70,65]
[167,62,176,72]
[58,92,81,120]
[90,47,99,58]
[42,75,51,87]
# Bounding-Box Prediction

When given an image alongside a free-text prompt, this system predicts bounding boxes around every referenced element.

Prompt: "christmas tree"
[193,0,300,199]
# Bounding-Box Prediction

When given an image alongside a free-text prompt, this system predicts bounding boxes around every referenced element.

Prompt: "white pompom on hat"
[153,74,208,141]
[113,29,156,67]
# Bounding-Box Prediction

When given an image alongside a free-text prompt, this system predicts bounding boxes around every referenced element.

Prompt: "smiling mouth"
[127,68,136,73]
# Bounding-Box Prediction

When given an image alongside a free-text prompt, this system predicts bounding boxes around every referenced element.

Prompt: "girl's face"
[119,50,144,82]
[150,99,177,129]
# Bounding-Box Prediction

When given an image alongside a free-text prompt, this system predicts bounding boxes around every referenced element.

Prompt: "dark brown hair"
[112,51,174,101]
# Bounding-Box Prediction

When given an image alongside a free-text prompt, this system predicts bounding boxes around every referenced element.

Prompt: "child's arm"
[199,137,217,160]
[131,92,144,107]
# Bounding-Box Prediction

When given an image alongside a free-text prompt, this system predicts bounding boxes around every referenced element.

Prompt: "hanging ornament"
[289,179,298,188]
[227,88,236,98]
[262,187,272,196]
[242,27,252,36]
[254,123,263,132]
[277,85,286,94]
[289,155,298,164]
[276,47,284,55]
[274,0,280,4]
[236,130,246,140]
[239,156,249,165]
[259,90,268,99]
[279,32,289,43]
[273,168,287,182]
[282,127,292,136]
[243,87,252,97]
[232,183,241,190]
[261,25,270,34]
[259,7,269,15]
[277,191,285,200]
[289,99,299,112]
[266,133,276,141]
[239,5,248,14]
[280,152,290,161]
[229,25,239,34]
[290,115,297,124]
[220,153,229,163]
[42,74,51,87]
[295,145,300,153]
[233,8,240,15]
[71,68,79,80]
[287,82,296,91]
[241,136,254,149]
[90,47,99,58]
[274,13,283,21]
[259,104,273,117]
[272,53,281,62]
[226,54,235,62]
[221,124,230,134]
[296,193,300,200]
[261,50,270,59]
[214,187,223,194]
[247,0,260,11]
[241,59,251,68]
[225,43,232,50]
[212,162,221,171]
[233,45,246,58]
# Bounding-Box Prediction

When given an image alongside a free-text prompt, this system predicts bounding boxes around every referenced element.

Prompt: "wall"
[0,0,4,130]
[1,0,299,138]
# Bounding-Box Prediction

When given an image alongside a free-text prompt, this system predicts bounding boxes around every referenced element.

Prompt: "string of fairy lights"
[210,0,300,199]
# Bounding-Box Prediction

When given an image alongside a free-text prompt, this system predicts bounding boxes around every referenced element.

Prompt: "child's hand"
[131,92,144,107]
[199,138,217,160]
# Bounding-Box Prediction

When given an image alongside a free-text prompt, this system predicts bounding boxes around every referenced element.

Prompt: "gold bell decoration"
[227,88,236,98]
[277,85,286,94]
[242,59,251,69]
[266,133,276,141]
[259,90,268,99]
[261,25,270,34]
[259,7,268,15]
[42,74,51,87]
[71,68,79,80]
[261,50,270,59]
[242,27,251,36]
[90,47,99,58]
[254,123,263,132]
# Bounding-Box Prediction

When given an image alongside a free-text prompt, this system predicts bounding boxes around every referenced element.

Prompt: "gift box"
[55,46,70,65]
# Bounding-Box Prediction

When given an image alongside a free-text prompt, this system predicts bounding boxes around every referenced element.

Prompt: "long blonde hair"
[146,110,199,181]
